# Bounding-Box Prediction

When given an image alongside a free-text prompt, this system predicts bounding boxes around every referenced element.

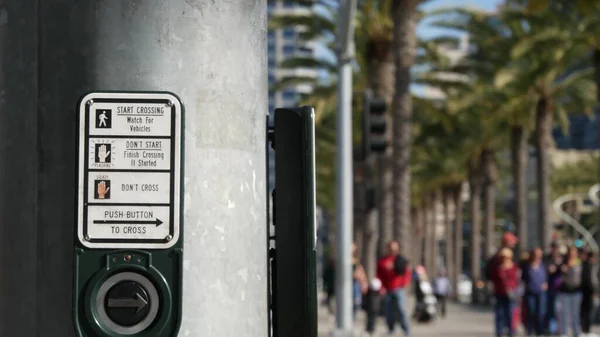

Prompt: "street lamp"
[552,192,599,252]
[588,184,600,207]
[586,184,600,237]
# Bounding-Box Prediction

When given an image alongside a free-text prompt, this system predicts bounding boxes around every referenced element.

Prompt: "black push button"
[105,281,151,327]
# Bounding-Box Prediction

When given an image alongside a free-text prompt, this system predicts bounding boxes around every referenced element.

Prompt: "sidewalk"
[318,298,491,337]
[319,298,600,337]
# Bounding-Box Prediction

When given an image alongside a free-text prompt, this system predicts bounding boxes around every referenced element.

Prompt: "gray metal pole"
[334,0,357,334]
[0,1,267,336]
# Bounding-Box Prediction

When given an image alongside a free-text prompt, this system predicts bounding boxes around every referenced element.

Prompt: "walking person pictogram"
[96,109,112,128]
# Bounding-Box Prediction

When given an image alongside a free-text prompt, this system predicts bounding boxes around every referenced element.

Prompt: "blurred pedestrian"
[322,257,335,315]
[433,269,450,318]
[352,242,369,318]
[580,250,599,336]
[557,246,583,337]
[364,278,382,337]
[377,241,412,337]
[489,248,519,337]
[522,247,548,336]
[518,250,531,332]
[486,232,519,286]
[484,232,519,334]
[412,265,425,319]
[545,241,564,335]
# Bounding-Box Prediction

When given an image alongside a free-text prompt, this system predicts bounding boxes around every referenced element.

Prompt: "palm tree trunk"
[354,211,365,265]
[482,149,497,259]
[443,187,454,288]
[535,96,553,248]
[453,184,465,299]
[469,157,483,282]
[593,49,600,210]
[594,49,600,103]
[368,40,395,257]
[511,126,528,254]
[431,190,441,277]
[423,194,433,275]
[391,0,418,255]
[361,160,377,280]
[410,207,418,263]
[413,205,424,266]
[363,207,378,279]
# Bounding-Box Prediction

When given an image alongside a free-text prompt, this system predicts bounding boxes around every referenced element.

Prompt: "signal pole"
[0,1,267,336]
[334,0,358,335]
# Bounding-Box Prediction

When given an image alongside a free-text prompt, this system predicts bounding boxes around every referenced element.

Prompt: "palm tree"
[354,0,398,277]
[355,0,396,260]
[451,182,465,296]
[481,149,498,258]
[416,8,512,283]
[411,203,425,267]
[442,186,453,286]
[268,0,341,211]
[391,0,421,257]
[525,1,600,215]
[511,124,530,252]
[526,1,600,102]
[269,0,400,278]
[424,5,593,256]
[422,6,533,254]
[411,101,468,284]
[499,6,595,247]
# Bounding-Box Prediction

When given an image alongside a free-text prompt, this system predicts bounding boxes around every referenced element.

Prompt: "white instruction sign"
[77,92,182,249]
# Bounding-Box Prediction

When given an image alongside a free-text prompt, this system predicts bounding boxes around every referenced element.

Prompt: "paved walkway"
[319,299,600,337]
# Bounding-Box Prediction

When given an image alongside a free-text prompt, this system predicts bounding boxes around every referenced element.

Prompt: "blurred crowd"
[486,233,599,337]
[322,234,600,337]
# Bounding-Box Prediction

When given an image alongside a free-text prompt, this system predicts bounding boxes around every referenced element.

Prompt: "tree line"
[269,0,600,289]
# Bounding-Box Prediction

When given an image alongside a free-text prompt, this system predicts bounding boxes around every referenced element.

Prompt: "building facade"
[553,113,600,150]
[267,0,318,191]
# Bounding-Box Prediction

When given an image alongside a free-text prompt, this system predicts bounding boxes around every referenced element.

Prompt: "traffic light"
[363,90,388,156]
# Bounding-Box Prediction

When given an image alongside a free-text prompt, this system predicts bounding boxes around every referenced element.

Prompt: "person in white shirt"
[433,269,451,318]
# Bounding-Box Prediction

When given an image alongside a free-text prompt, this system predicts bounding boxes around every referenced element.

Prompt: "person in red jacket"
[377,241,412,336]
[485,232,519,281]
[489,247,520,337]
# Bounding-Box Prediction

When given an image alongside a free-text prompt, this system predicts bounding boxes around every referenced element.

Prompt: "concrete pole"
[0,1,267,336]
[334,0,357,334]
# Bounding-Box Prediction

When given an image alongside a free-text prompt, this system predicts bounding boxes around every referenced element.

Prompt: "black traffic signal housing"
[268,106,317,337]
[362,90,388,156]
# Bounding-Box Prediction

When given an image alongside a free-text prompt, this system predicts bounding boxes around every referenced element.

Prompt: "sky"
[417,0,504,39]
[315,0,504,61]
[311,0,504,86]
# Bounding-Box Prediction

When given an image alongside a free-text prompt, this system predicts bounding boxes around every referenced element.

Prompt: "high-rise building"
[267,0,318,191]
[553,113,600,150]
